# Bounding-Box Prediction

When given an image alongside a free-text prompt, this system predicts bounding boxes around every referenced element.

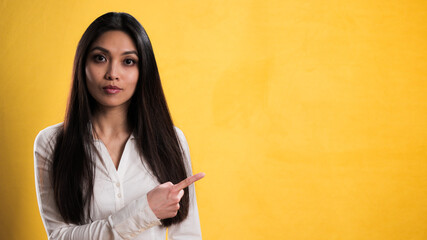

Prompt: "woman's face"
[85,30,139,110]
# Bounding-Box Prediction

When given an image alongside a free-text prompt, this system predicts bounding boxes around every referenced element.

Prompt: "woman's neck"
[91,105,130,141]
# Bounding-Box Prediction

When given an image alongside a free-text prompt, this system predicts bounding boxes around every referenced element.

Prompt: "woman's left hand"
[147,173,205,219]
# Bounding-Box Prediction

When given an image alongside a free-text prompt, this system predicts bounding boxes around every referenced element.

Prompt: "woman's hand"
[147,172,205,219]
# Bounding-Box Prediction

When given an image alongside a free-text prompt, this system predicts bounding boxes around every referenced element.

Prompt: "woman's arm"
[168,128,202,240]
[34,125,161,240]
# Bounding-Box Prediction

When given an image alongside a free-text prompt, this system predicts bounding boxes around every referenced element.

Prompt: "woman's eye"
[124,59,136,65]
[94,55,106,62]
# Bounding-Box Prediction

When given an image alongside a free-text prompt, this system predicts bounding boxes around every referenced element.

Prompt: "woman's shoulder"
[35,122,63,142]
[173,126,184,137]
[173,126,188,145]
[34,122,63,155]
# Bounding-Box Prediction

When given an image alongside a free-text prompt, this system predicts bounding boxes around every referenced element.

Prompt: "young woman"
[34,12,204,239]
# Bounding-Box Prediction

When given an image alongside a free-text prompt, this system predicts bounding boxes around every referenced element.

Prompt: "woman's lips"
[103,85,122,94]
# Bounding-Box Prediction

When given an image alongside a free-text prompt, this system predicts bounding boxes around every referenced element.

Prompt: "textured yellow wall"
[0,0,426,239]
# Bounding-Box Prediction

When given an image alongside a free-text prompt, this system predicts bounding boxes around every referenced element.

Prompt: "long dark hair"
[51,12,189,227]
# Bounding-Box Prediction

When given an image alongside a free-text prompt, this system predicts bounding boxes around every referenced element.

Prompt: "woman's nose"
[105,62,119,80]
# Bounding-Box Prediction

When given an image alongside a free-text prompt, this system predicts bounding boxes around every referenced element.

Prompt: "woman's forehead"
[90,30,137,54]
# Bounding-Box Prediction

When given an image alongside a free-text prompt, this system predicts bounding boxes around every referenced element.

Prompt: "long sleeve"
[168,128,202,239]
[34,124,161,240]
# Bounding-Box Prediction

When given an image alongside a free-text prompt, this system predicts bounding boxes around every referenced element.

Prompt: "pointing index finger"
[173,172,205,191]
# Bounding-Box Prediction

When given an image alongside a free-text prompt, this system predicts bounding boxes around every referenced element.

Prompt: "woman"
[34,12,204,239]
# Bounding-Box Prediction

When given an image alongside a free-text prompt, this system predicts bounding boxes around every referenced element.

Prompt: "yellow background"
[0,0,426,239]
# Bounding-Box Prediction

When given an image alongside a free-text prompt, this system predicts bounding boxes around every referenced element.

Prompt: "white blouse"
[34,123,202,240]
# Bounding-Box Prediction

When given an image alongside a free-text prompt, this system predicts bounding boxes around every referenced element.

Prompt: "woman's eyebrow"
[89,46,138,56]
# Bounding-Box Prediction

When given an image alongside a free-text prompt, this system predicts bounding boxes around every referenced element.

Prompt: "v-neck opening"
[96,135,133,175]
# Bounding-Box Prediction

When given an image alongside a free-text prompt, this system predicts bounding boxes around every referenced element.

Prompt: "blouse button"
[117,193,122,198]
[116,182,120,187]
